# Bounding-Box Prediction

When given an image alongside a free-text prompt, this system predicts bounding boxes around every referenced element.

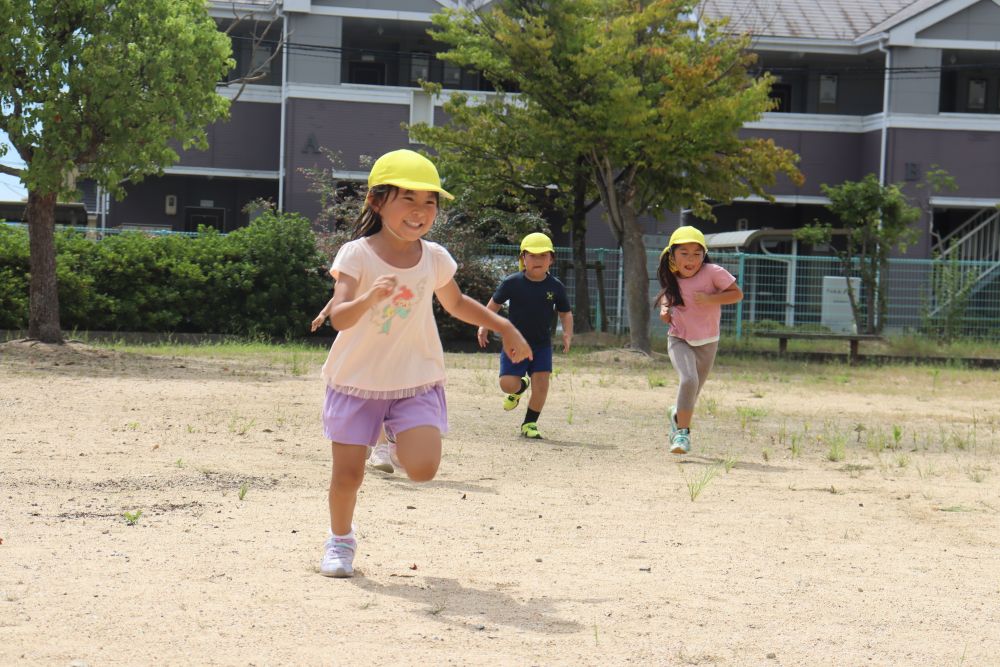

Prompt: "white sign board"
[821,276,860,334]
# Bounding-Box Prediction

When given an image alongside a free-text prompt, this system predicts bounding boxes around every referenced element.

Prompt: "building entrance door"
[184,207,226,233]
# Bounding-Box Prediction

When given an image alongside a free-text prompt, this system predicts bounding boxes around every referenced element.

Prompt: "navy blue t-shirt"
[492,272,571,347]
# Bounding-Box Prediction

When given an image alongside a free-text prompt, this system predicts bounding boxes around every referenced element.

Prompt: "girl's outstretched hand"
[659,303,672,324]
[500,325,532,363]
[310,312,327,332]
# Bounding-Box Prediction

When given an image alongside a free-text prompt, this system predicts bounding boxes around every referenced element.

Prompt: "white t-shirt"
[320,238,458,399]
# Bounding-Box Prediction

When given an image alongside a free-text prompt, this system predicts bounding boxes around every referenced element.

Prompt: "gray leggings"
[667,336,719,412]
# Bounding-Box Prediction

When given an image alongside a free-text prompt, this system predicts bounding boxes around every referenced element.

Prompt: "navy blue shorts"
[499,344,553,377]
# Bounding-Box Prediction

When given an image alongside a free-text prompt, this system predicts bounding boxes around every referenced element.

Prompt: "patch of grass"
[228,414,257,436]
[736,406,767,432]
[789,433,803,458]
[646,373,668,388]
[702,396,718,417]
[238,482,249,500]
[826,434,847,462]
[123,510,143,526]
[683,465,721,502]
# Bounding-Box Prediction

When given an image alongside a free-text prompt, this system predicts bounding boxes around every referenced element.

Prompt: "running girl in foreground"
[312,149,531,577]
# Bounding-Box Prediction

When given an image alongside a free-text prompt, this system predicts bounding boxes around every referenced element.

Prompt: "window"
[967,78,987,111]
[769,84,792,112]
[443,62,462,88]
[250,47,272,76]
[410,53,430,85]
[819,74,838,105]
[349,60,385,85]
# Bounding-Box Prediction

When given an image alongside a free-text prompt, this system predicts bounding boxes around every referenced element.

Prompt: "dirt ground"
[1,339,998,666]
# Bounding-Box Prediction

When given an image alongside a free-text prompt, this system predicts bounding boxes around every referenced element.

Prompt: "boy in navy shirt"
[477,233,573,439]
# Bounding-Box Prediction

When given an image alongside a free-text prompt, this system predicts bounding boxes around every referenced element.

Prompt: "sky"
[1,129,28,201]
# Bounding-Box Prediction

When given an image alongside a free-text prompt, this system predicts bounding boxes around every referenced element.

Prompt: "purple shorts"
[322,384,449,446]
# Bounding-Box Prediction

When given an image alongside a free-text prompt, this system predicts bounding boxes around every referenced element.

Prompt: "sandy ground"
[1,340,998,666]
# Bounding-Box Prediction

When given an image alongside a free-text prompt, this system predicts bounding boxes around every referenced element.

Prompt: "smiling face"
[371,188,439,242]
[521,250,554,280]
[671,242,706,278]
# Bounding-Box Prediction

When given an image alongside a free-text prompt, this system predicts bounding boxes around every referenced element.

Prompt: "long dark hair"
[653,247,713,308]
[350,185,441,240]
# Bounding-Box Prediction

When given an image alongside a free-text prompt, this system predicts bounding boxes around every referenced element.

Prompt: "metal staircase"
[930,207,1000,315]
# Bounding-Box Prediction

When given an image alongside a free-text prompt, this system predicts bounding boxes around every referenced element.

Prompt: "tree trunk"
[570,160,592,333]
[26,190,64,343]
[570,211,593,334]
[620,207,651,354]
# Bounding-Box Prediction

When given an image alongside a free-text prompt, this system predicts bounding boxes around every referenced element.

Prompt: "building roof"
[700,0,927,41]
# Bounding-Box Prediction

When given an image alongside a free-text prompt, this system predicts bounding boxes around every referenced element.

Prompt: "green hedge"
[1,211,507,340]
[0,210,329,338]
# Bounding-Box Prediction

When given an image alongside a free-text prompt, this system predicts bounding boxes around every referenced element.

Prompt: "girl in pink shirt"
[310,149,531,577]
[655,226,744,455]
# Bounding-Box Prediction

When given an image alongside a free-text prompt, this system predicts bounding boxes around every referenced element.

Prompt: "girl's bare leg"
[328,443,368,535]
[393,425,442,482]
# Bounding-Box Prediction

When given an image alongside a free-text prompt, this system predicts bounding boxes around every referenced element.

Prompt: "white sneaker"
[320,533,356,578]
[384,429,405,475]
[369,441,394,473]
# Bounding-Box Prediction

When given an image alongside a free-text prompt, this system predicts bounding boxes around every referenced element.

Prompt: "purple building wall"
[175,101,281,171]
[284,98,411,223]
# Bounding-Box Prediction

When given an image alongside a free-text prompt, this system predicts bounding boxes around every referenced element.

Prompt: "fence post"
[615,248,624,334]
[735,252,746,340]
[596,249,605,332]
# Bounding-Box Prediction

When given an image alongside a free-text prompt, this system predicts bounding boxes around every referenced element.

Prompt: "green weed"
[123,510,143,526]
[684,465,720,502]
[826,435,847,462]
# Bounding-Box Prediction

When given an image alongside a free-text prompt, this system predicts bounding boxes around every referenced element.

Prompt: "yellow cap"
[519,232,554,270]
[660,225,707,258]
[367,149,454,199]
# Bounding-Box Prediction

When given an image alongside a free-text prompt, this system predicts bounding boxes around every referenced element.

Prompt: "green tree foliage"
[428,0,801,352]
[408,87,601,332]
[0,0,232,342]
[796,174,921,334]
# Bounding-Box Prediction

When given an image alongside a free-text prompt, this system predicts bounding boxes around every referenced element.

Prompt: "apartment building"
[88,0,1000,274]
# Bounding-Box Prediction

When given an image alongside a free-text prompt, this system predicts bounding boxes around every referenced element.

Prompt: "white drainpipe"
[878,37,891,185]
[277,8,289,211]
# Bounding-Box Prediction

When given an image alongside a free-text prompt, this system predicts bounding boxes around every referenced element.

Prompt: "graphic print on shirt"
[373,278,426,334]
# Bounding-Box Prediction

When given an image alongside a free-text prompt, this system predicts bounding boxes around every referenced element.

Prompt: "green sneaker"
[521,422,543,439]
[670,428,691,455]
[502,376,530,411]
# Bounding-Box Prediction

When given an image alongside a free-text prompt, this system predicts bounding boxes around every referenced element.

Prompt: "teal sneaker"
[670,428,691,455]
[503,375,530,411]
[520,422,543,439]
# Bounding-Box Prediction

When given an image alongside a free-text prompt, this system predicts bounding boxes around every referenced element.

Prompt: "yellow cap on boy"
[519,232,554,270]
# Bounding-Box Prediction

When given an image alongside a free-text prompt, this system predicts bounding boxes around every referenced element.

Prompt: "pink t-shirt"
[320,238,457,399]
[666,263,737,346]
